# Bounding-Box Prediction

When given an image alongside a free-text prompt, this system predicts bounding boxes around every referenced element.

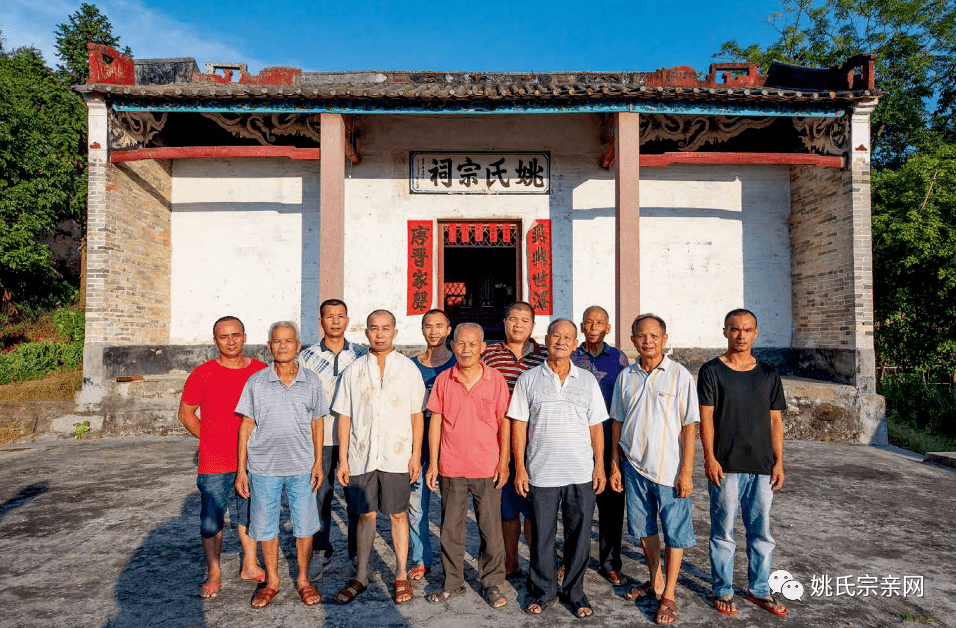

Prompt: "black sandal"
[482,585,507,609]
[426,583,466,604]
[525,596,557,615]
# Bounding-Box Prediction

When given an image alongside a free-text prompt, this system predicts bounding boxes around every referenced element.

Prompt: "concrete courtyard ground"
[0,437,953,628]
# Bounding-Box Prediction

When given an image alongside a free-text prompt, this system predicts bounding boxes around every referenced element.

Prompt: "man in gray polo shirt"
[510,318,607,619]
[235,321,328,609]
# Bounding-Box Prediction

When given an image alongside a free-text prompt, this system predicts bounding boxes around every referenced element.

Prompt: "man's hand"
[493,459,510,490]
[425,465,440,491]
[608,462,624,493]
[409,458,422,484]
[310,461,324,493]
[705,457,724,487]
[336,460,350,487]
[514,467,530,497]
[770,462,785,491]
[235,472,250,499]
[592,465,607,495]
[676,468,693,498]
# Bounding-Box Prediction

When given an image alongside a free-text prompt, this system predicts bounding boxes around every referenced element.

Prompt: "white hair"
[453,322,484,342]
[268,320,300,343]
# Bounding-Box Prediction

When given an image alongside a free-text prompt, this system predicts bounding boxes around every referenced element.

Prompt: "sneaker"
[308,549,334,580]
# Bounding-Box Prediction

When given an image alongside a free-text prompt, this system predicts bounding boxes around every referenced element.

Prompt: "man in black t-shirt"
[698,309,788,618]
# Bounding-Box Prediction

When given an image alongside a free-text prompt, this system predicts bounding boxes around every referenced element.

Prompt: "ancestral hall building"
[75,45,885,443]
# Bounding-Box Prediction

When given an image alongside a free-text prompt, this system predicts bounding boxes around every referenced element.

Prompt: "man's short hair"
[367,309,397,327]
[581,305,609,321]
[724,308,757,328]
[453,322,484,342]
[631,313,667,335]
[320,299,348,317]
[268,320,300,342]
[422,309,451,326]
[546,318,577,336]
[213,315,244,336]
[504,301,535,321]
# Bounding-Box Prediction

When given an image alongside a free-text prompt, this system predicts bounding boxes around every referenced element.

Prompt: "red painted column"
[615,112,641,348]
[319,113,346,306]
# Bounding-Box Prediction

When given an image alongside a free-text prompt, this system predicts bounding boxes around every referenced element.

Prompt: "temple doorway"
[438,221,522,342]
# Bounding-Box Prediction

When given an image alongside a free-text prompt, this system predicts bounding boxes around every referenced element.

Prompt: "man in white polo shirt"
[608,313,700,625]
[510,318,607,619]
[333,309,426,606]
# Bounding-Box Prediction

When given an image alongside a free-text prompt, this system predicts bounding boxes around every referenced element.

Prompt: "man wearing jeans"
[179,315,266,598]
[511,319,607,618]
[300,299,367,576]
[235,321,328,609]
[698,308,788,618]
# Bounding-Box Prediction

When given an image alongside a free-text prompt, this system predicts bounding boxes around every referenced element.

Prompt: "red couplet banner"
[526,220,553,315]
[407,221,433,315]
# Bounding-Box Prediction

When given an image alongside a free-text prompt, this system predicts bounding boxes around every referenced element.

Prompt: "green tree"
[714,0,956,170]
[54,3,131,86]
[0,48,87,312]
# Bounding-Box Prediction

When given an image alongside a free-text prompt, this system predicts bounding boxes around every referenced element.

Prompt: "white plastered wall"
[169,158,321,344]
[639,165,792,348]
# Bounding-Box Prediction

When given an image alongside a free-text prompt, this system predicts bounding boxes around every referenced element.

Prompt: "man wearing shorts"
[333,310,426,606]
[179,315,266,598]
[481,301,547,578]
[609,313,699,624]
[235,321,328,609]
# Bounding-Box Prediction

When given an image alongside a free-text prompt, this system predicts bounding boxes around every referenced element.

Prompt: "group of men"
[179,300,789,623]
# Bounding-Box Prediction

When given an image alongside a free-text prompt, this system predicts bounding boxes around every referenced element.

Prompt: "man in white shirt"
[333,310,426,606]
[510,318,607,619]
[609,313,700,625]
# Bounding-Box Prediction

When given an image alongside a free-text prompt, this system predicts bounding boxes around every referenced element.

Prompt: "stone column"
[847,98,878,394]
[77,95,109,408]
[319,113,346,309]
[614,112,641,348]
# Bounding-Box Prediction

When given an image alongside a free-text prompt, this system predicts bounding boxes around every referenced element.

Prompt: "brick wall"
[85,159,172,344]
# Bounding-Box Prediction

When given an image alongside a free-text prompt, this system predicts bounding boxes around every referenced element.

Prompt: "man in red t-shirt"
[179,316,267,598]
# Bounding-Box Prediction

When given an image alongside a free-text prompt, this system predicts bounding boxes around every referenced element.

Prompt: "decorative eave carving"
[200,112,321,145]
[109,110,167,149]
[639,114,776,151]
[792,116,848,156]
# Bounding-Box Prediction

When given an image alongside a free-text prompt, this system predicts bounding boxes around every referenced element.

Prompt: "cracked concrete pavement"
[0,437,953,627]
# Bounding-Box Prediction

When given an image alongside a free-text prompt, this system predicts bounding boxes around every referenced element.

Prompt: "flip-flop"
[656,598,677,624]
[712,595,737,616]
[746,593,788,616]
[241,573,266,583]
[335,579,367,604]
[408,564,428,581]
[199,582,221,599]
[251,587,279,609]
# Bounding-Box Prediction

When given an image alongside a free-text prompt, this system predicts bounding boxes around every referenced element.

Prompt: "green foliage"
[873,141,956,373]
[879,373,956,443]
[72,420,90,439]
[0,49,87,311]
[54,3,130,87]
[52,307,84,343]
[0,340,83,385]
[714,0,956,170]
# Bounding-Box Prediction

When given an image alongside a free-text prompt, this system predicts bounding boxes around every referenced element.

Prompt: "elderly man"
[424,323,510,608]
[570,305,630,587]
[235,321,328,609]
[511,319,607,618]
[408,308,456,581]
[699,309,787,618]
[481,301,547,578]
[333,310,426,606]
[609,314,700,625]
[178,315,267,598]
[300,299,368,577]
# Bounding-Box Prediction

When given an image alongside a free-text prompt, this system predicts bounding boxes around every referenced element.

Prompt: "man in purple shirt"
[570,305,630,586]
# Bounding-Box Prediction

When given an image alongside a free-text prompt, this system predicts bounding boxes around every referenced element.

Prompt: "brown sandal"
[335,579,367,604]
[656,598,677,624]
[251,587,279,609]
[746,594,788,616]
[624,581,657,600]
[393,579,414,604]
[298,584,321,606]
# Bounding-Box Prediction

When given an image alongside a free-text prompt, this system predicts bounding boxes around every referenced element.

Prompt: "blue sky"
[4,0,787,75]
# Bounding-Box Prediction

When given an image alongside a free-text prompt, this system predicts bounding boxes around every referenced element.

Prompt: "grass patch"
[0,368,83,402]
[0,423,27,446]
[887,416,956,455]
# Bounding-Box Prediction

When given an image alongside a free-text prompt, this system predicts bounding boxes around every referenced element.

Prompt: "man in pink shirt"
[425,323,511,609]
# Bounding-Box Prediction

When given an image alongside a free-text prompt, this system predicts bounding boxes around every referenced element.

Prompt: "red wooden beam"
[342,114,361,165]
[639,152,844,168]
[110,146,322,163]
